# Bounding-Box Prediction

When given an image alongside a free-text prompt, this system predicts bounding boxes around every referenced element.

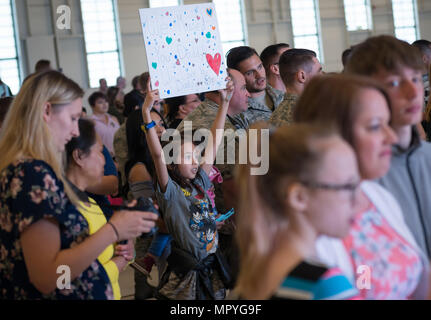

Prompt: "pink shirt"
[90,114,120,156]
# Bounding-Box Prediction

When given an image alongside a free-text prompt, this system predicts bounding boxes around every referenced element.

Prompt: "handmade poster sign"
[139,3,227,99]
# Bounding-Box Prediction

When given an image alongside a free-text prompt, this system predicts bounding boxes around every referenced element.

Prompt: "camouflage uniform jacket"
[234,85,285,126]
[269,93,299,127]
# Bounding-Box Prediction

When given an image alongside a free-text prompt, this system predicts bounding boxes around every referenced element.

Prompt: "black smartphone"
[100,198,159,242]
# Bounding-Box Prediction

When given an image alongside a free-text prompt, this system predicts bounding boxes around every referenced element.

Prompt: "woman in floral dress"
[0,71,157,299]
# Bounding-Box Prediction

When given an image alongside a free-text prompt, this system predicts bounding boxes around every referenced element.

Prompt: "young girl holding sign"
[142,78,234,300]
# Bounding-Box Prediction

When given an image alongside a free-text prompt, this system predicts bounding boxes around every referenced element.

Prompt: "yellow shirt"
[78,198,121,300]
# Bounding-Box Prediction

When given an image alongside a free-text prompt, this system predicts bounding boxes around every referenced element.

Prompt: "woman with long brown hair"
[295,74,428,299]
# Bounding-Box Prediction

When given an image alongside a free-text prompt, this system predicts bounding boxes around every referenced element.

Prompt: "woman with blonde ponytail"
[233,123,361,300]
[0,71,157,299]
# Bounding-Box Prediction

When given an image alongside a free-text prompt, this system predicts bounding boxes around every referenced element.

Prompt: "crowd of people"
[0,35,431,300]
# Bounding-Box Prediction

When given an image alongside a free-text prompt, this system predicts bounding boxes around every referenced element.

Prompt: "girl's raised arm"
[201,78,234,176]
[142,78,170,192]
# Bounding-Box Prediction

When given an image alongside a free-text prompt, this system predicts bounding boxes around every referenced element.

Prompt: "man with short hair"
[99,78,108,95]
[346,35,431,258]
[260,43,290,92]
[412,39,431,107]
[34,59,52,73]
[124,75,145,118]
[226,46,285,125]
[269,48,322,127]
[116,76,126,91]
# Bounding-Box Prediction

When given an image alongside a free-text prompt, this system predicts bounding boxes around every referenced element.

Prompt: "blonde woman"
[0,71,157,299]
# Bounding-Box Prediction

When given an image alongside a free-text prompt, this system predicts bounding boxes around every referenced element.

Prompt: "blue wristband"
[141,120,156,132]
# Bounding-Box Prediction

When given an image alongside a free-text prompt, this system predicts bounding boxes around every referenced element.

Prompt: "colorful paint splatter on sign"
[139,4,227,99]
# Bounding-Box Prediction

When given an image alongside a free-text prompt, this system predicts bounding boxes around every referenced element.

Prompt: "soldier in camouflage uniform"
[269,48,323,127]
[260,43,291,93]
[269,93,299,127]
[227,46,285,126]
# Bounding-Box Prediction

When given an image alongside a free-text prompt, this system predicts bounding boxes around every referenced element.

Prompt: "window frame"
[391,0,420,43]
[343,0,373,32]
[0,0,23,95]
[80,0,125,89]
[212,0,249,55]
[289,0,324,63]
[149,0,183,8]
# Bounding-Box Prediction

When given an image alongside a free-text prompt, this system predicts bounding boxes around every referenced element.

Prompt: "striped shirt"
[272,260,359,300]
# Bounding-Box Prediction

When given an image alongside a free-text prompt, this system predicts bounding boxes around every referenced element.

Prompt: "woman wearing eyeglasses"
[232,123,362,300]
[295,74,428,299]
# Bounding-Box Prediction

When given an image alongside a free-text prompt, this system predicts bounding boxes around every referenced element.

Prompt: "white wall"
[13,0,431,108]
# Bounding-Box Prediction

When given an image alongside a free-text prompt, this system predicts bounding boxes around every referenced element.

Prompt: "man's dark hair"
[279,49,317,87]
[35,60,52,73]
[412,39,431,57]
[226,46,259,70]
[346,35,425,76]
[88,91,108,107]
[260,43,290,72]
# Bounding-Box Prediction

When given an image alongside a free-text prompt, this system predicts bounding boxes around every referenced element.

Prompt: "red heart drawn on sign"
[206,53,221,75]
[155,81,159,87]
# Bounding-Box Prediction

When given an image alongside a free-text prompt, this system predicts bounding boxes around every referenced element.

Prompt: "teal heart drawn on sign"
[152,62,157,69]
[166,37,173,45]
[206,32,211,39]
[206,8,212,16]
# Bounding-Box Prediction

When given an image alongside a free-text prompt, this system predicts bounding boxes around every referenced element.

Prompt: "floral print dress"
[0,159,113,300]
[343,203,423,299]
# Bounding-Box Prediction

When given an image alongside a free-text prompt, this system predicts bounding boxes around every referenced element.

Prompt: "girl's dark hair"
[165,95,187,125]
[125,107,167,180]
[125,109,154,181]
[125,108,169,195]
[163,130,204,191]
[66,118,96,166]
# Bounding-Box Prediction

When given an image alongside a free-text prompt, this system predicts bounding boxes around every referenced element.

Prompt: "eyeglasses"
[300,180,361,206]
